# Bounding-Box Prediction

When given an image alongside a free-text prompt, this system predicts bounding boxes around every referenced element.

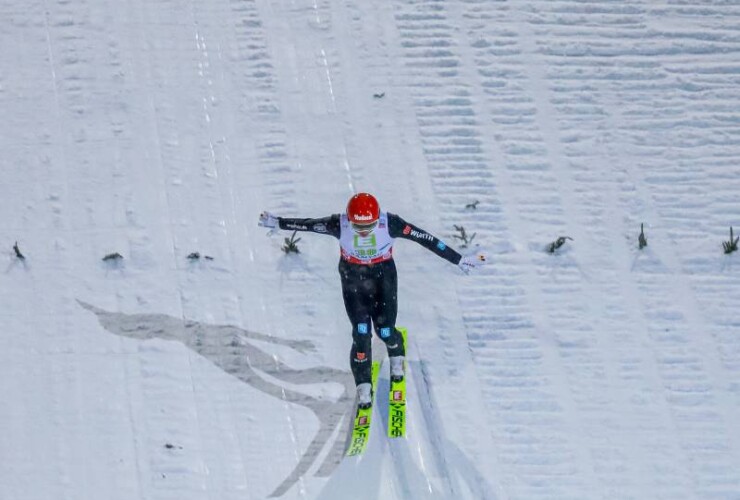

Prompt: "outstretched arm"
[388,213,462,265]
[259,212,341,238]
[388,213,486,273]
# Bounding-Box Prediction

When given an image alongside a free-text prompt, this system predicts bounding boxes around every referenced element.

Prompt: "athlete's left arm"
[388,213,462,265]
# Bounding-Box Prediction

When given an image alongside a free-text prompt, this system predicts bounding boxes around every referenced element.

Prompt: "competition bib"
[339,213,394,264]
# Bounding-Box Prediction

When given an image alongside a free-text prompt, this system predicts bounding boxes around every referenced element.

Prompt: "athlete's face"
[352,221,378,237]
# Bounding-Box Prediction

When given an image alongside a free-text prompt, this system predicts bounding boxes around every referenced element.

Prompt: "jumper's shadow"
[78,300,355,498]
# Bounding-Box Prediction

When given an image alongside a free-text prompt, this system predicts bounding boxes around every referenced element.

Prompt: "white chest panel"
[339,213,394,264]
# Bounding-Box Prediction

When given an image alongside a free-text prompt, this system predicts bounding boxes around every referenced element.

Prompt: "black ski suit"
[277,212,462,386]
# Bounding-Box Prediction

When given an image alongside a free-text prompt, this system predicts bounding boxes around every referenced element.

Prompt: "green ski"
[388,327,408,438]
[346,361,381,456]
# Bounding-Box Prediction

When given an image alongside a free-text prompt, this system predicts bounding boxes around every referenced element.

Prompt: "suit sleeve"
[388,213,462,265]
[277,214,341,238]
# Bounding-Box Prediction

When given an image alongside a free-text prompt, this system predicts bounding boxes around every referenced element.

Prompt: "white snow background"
[1,0,740,499]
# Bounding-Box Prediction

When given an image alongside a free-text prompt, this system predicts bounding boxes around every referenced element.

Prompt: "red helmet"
[347,193,380,226]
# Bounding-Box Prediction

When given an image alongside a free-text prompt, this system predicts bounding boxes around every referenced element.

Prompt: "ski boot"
[357,382,373,410]
[390,355,405,383]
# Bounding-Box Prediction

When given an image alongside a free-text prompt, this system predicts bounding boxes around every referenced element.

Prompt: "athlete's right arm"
[259,212,341,238]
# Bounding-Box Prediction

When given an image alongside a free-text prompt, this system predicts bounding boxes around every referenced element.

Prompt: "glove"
[458,253,486,274]
[258,211,279,229]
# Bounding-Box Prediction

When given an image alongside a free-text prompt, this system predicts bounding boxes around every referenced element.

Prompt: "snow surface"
[2,0,740,499]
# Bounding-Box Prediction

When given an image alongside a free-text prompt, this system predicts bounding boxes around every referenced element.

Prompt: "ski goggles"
[351,220,378,233]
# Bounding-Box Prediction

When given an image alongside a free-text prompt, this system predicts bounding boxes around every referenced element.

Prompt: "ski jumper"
[278,212,462,386]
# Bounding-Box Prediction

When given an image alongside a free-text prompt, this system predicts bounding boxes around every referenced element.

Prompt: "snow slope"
[2,0,740,499]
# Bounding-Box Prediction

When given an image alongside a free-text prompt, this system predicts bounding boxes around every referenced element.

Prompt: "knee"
[352,322,372,348]
[377,326,404,356]
[376,326,397,343]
